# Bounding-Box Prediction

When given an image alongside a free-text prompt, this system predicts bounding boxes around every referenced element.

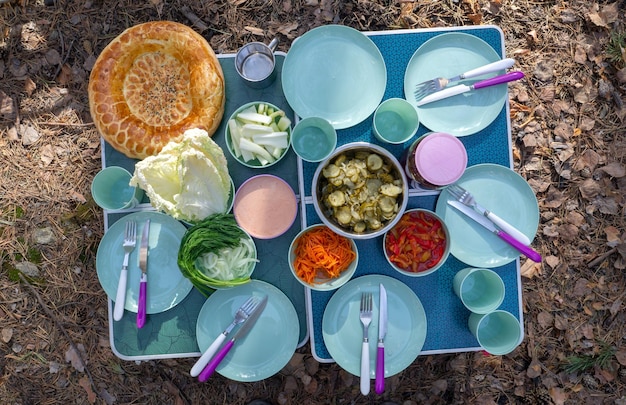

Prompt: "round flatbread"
[88,21,225,159]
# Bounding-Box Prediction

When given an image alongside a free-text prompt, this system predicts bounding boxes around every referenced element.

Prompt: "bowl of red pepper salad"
[383,208,450,277]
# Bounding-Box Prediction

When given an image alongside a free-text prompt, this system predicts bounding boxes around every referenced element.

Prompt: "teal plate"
[282,25,387,129]
[435,164,540,268]
[322,275,426,377]
[96,211,192,313]
[196,280,299,382]
[403,33,507,136]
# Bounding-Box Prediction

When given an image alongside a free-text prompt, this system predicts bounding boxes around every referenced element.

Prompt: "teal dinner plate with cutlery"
[403,33,508,136]
[322,275,426,378]
[196,280,299,382]
[435,164,540,268]
[96,211,192,313]
[282,24,387,129]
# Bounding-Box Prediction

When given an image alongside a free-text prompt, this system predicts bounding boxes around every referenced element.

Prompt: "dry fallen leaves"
[605,226,622,246]
[521,260,542,279]
[1,1,625,404]
[79,376,96,404]
[549,386,569,405]
[65,344,86,373]
[588,2,620,28]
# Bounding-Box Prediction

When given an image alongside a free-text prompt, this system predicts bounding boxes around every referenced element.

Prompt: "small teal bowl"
[291,117,337,162]
[225,101,292,169]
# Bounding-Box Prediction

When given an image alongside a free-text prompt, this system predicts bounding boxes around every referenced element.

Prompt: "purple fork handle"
[198,339,234,382]
[473,71,524,89]
[375,345,385,394]
[496,230,542,263]
[137,274,147,328]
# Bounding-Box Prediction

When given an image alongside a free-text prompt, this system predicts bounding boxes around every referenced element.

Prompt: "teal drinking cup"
[372,98,419,144]
[468,310,522,355]
[453,267,505,314]
[291,117,337,162]
[91,166,143,210]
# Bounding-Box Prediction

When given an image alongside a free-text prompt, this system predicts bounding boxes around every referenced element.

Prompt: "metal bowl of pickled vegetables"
[312,142,409,240]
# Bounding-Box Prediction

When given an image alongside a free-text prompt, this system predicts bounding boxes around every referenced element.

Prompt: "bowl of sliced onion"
[177,213,259,295]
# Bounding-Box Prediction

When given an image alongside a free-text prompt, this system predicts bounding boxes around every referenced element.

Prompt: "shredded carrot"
[293,227,356,284]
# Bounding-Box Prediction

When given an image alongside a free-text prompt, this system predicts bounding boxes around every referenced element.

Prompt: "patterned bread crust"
[88,21,225,159]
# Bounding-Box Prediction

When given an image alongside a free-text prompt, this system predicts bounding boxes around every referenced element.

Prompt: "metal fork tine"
[414,83,435,99]
[446,184,463,198]
[450,184,466,193]
[414,82,434,94]
[243,296,257,313]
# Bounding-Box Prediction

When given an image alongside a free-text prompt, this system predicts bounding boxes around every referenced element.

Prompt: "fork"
[447,184,531,246]
[413,58,515,101]
[189,296,259,377]
[359,292,373,395]
[113,220,136,321]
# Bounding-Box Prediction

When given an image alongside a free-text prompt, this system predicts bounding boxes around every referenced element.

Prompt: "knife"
[448,200,541,262]
[375,283,388,394]
[137,219,150,328]
[416,71,525,107]
[198,295,268,382]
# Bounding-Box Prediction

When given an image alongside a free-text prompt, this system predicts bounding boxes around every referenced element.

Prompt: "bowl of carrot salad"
[288,224,358,291]
[383,208,450,277]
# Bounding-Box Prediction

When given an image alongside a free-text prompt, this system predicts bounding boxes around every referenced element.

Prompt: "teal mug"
[372,98,419,144]
[453,267,505,314]
[291,117,337,162]
[468,310,522,355]
[91,166,143,210]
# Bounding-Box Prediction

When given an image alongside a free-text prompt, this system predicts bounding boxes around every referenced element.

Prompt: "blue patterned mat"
[103,53,309,360]
[300,26,523,362]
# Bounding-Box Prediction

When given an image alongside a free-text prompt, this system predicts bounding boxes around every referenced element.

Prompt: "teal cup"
[372,98,419,144]
[453,267,505,314]
[91,166,144,210]
[468,310,522,355]
[291,117,337,162]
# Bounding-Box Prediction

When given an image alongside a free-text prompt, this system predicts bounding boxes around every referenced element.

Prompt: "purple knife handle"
[473,71,525,89]
[496,230,542,263]
[375,345,385,394]
[198,339,234,382]
[137,273,147,328]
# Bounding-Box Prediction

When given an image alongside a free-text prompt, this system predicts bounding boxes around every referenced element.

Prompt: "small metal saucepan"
[235,38,279,89]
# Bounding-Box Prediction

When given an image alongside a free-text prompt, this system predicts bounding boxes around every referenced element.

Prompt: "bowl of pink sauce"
[233,174,298,239]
